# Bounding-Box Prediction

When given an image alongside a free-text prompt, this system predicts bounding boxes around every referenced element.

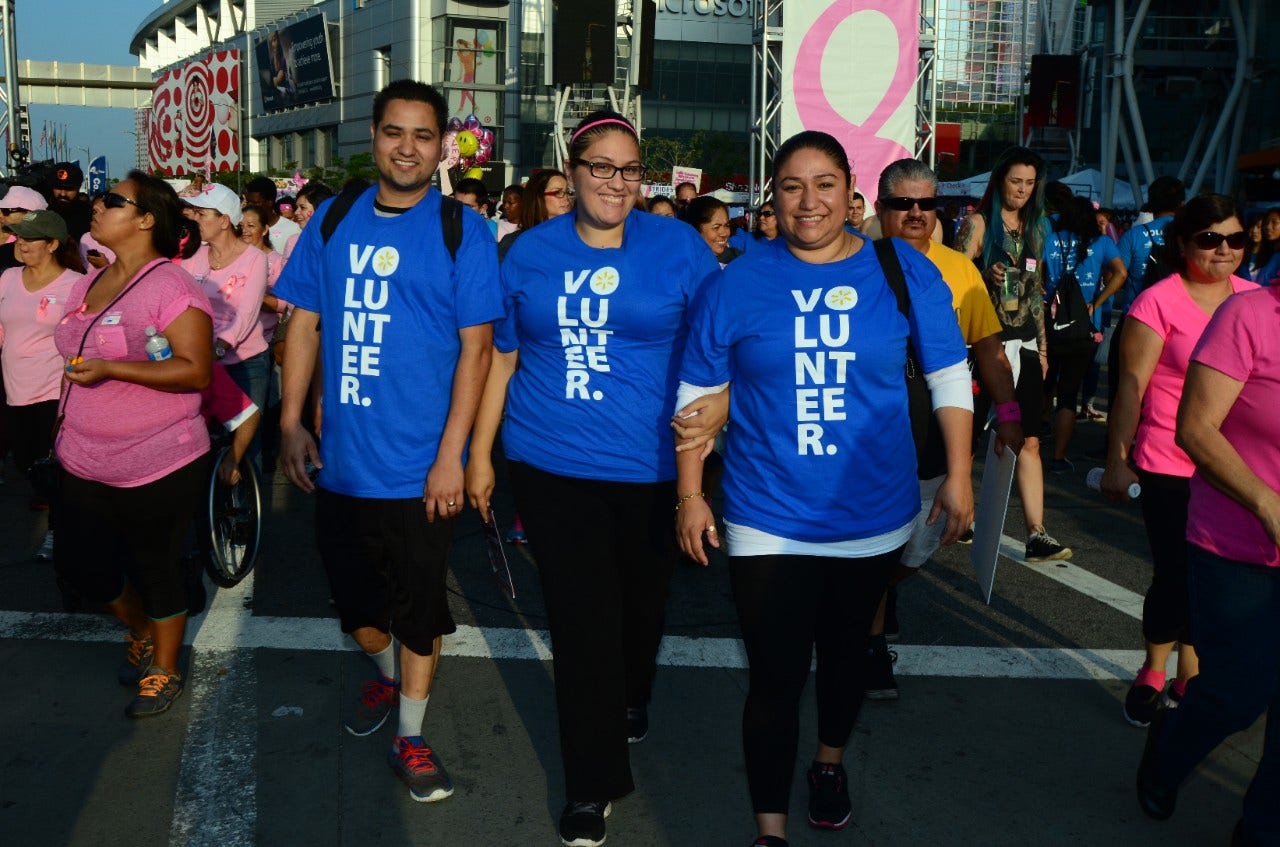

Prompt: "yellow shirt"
[924,241,1003,345]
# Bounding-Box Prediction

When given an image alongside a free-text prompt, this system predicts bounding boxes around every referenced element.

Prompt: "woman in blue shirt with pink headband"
[465,111,724,847]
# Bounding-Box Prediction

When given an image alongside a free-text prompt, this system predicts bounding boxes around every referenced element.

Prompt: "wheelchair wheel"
[205,446,262,587]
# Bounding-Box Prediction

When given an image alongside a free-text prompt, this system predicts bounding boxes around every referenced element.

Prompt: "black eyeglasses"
[97,192,146,212]
[881,196,940,212]
[1190,230,1248,250]
[0,208,28,216]
[573,160,647,182]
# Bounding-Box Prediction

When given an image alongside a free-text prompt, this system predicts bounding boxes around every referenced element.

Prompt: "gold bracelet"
[675,491,705,512]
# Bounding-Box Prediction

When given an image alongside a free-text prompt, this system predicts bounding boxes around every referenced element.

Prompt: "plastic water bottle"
[144,325,173,361]
[1087,466,1140,499]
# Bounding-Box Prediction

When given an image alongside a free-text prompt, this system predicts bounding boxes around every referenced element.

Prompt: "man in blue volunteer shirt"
[1110,176,1184,407]
[275,79,502,804]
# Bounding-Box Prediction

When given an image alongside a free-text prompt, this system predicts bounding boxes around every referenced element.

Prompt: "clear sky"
[15,0,159,180]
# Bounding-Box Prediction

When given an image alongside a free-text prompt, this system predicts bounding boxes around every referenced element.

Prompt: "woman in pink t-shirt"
[1137,282,1280,844]
[182,183,270,436]
[0,210,84,532]
[57,171,214,719]
[239,206,288,344]
[1102,195,1256,728]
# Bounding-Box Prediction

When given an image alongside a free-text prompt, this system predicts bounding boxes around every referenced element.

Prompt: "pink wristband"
[995,402,1021,424]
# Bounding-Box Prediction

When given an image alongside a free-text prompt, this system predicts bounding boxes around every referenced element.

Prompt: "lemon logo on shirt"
[372,247,400,277]
[589,266,620,295]
[825,286,857,310]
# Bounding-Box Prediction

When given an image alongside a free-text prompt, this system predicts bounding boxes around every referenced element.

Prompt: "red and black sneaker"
[807,761,851,830]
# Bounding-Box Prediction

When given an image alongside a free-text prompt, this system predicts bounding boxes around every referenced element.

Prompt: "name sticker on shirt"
[101,313,123,326]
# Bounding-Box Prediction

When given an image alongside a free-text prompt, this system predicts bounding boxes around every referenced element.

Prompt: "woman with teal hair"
[958,146,1071,562]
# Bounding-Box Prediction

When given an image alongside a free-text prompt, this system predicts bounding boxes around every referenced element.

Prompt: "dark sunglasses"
[758,210,775,218]
[881,196,940,212]
[0,208,28,215]
[1190,230,1248,250]
[97,192,146,212]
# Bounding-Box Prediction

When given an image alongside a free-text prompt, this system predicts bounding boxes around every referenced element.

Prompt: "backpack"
[1141,223,1174,289]
[1046,232,1096,353]
[873,238,948,480]
[319,184,464,261]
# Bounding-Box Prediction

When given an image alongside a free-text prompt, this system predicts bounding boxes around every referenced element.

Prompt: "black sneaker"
[883,584,900,641]
[1161,682,1184,710]
[125,667,184,718]
[1124,681,1162,727]
[807,761,851,830]
[864,636,899,701]
[117,631,154,687]
[626,705,648,744]
[750,838,789,847]
[559,800,611,847]
[1025,530,1072,561]
[344,673,399,736]
[388,735,454,802]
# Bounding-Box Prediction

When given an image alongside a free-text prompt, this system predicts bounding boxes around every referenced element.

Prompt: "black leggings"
[508,461,677,802]
[731,549,900,814]
[5,400,57,476]
[1137,468,1193,646]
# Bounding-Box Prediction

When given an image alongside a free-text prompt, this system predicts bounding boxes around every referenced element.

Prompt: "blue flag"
[88,156,107,196]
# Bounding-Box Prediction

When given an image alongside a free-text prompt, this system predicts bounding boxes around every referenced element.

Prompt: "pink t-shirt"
[0,266,84,405]
[78,232,116,270]
[185,244,269,364]
[53,260,214,487]
[258,249,288,342]
[1186,285,1280,568]
[1127,273,1257,477]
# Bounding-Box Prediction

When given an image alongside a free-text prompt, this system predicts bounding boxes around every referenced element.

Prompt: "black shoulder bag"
[872,238,948,480]
[27,261,167,499]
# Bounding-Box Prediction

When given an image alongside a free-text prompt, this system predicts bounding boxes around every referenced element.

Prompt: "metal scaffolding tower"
[0,0,20,173]
[550,0,647,169]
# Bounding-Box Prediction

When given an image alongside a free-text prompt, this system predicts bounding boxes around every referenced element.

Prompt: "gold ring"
[447,500,457,507]
[706,526,717,533]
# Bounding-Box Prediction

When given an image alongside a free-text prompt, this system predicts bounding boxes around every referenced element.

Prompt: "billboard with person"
[255,13,336,113]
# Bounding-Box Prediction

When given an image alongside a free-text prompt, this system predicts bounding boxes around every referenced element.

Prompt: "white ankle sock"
[396,692,428,740]
[368,640,396,681]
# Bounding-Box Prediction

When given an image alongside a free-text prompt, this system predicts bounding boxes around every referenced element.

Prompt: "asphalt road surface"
[0,419,1259,846]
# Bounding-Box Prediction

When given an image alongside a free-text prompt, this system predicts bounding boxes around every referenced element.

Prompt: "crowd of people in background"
[1,76,1278,847]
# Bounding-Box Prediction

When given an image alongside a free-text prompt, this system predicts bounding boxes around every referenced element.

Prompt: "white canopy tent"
[1059,169,1141,209]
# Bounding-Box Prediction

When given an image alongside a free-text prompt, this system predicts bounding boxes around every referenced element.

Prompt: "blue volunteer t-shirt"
[680,236,967,543]
[1117,215,1172,312]
[274,188,503,498]
[496,209,720,482]
[1044,231,1120,330]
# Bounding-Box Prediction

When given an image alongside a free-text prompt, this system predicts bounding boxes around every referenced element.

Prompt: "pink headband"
[569,118,636,145]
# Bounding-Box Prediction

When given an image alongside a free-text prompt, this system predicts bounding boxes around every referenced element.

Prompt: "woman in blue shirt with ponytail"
[675,131,973,847]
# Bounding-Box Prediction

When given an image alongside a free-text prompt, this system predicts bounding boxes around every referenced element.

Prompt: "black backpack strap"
[319,184,366,244]
[323,186,464,264]
[439,195,464,264]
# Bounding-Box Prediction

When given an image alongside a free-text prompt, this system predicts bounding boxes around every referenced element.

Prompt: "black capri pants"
[56,452,211,620]
[731,548,900,814]
[508,460,678,803]
[1046,340,1098,414]
[1137,468,1193,646]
